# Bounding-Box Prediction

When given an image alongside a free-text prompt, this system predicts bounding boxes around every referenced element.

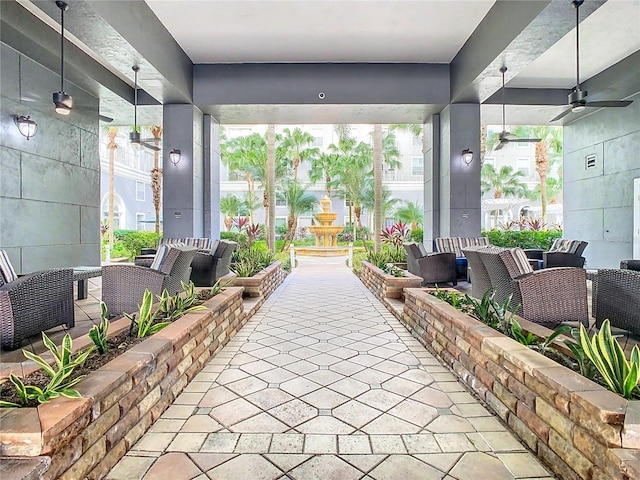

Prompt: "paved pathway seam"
[107,256,555,480]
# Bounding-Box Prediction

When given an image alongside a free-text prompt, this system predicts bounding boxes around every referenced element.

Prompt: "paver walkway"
[106,256,555,480]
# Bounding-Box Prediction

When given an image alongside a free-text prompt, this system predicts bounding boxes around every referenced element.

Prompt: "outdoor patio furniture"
[477,247,589,329]
[0,250,74,350]
[620,259,640,271]
[190,240,237,287]
[103,245,197,316]
[434,236,489,278]
[135,237,213,267]
[73,266,102,300]
[461,245,497,299]
[593,268,640,335]
[403,242,457,287]
[524,239,588,269]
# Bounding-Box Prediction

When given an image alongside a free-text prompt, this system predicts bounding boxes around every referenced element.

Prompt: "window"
[344,199,353,207]
[136,213,146,231]
[311,128,324,147]
[275,197,287,207]
[483,157,495,167]
[136,181,146,201]
[101,195,124,230]
[517,158,530,177]
[411,157,424,176]
[412,135,422,147]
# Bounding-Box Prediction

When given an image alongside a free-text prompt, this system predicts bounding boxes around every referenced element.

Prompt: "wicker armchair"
[524,239,588,268]
[478,247,588,329]
[102,245,197,316]
[190,240,237,287]
[403,243,457,287]
[593,269,640,335]
[620,259,640,272]
[461,246,495,299]
[0,265,74,351]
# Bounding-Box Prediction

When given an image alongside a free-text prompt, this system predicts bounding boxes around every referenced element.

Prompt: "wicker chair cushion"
[208,239,220,255]
[549,239,584,254]
[0,250,17,283]
[150,243,183,271]
[508,248,534,275]
[160,237,212,250]
[435,238,463,257]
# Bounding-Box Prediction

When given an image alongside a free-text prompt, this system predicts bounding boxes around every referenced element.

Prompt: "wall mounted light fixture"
[461,148,474,166]
[15,115,38,140]
[169,149,181,166]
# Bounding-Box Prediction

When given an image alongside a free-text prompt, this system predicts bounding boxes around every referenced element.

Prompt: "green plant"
[367,251,391,270]
[410,228,423,242]
[490,294,519,333]
[482,229,562,250]
[88,302,110,354]
[114,230,161,260]
[232,257,260,277]
[511,319,571,355]
[431,286,470,311]
[466,289,496,324]
[125,289,170,338]
[209,278,232,296]
[221,231,249,249]
[0,333,94,407]
[564,328,598,379]
[157,282,205,322]
[579,319,640,399]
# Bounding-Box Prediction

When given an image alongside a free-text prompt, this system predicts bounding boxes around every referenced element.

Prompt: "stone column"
[429,104,482,241]
[203,115,221,239]
[162,104,205,237]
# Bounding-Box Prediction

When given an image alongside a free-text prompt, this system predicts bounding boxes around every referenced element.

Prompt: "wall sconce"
[461,148,474,166]
[169,149,181,166]
[15,115,38,140]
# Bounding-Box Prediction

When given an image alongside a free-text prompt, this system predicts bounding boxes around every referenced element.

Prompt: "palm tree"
[278,180,318,251]
[395,201,424,230]
[309,152,340,197]
[220,194,245,231]
[149,125,163,234]
[362,185,400,228]
[266,125,276,252]
[481,164,529,226]
[279,127,319,182]
[106,127,119,249]
[242,190,262,224]
[373,124,383,251]
[513,126,562,223]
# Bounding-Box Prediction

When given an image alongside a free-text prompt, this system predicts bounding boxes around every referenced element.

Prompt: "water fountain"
[308,196,344,247]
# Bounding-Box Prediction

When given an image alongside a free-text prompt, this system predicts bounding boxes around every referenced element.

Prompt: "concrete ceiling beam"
[450,0,607,104]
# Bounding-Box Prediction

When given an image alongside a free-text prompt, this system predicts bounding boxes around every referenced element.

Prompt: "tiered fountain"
[297,196,346,256]
[308,196,344,247]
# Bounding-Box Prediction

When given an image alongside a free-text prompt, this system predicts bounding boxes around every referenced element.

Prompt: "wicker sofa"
[477,246,589,329]
[461,245,493,300]
[434,236,489,278]
[190,240,237,287]
[0,250,74,350]
[103,245,197,316]
[403,242,457,287]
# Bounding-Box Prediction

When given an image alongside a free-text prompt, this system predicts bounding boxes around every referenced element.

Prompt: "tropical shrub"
[482,229,562,250]
[114,230,161,260]
[0,333,94,407]
[88,302,110,354]
[221,231,250,249]
[410,228,423,242]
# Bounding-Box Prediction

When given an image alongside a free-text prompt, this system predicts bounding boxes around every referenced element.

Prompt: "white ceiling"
[146,0,640,92]
[145,0,496,64]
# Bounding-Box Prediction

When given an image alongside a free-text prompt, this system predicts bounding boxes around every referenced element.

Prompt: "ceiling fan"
[494,66,541,151]
[550,0,633,122]
[129,66,160,152]
[52,1,113,122]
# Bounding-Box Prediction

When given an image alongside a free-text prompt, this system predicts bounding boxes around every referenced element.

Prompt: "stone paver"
[108,256,555,479]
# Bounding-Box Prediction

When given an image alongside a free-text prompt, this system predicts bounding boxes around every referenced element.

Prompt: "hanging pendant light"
[53,1,72,115]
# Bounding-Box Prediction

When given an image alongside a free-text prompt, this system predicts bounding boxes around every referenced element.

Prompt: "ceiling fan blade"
[99,114,113,123]
[510,138,542,143]
[494,141,505,151]
[550,108,572,122]
[139,138,160,143]
[143,142,161,152]
[585,100,633,108]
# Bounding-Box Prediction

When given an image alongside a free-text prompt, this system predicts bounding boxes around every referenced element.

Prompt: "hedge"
[482,229,562,250]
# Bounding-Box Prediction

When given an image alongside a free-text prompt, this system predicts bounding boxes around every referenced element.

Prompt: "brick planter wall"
[400,288,640,480]
[359,261,422,302]
[232,261,287,300]
[0,287,247,480]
